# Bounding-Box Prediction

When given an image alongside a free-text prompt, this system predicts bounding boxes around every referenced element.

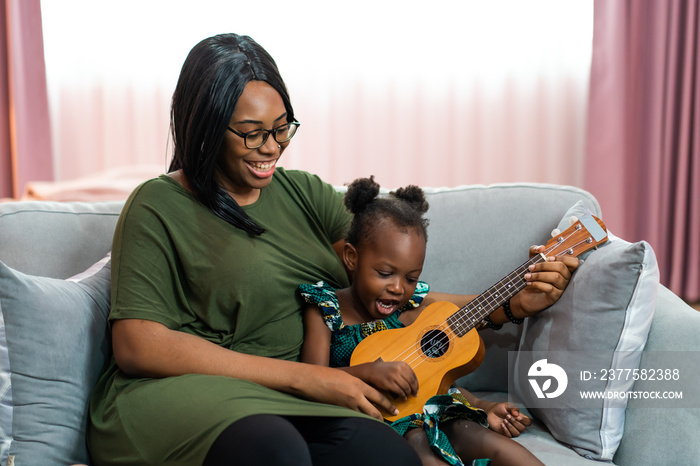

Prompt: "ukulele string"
[404,240,587,369]
[388,228,586,368]
[396,235,590,370]
[430,232,589,343]
[430,238,588,355]
[391,255,540,368]
[398,263,534,369]
[392,258,535,367]
[393,249,549,367]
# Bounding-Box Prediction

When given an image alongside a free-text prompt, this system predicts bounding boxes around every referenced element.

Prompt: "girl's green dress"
[298,281,492,466]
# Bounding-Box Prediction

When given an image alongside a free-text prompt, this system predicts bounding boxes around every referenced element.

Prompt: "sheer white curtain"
[40,0,593,188]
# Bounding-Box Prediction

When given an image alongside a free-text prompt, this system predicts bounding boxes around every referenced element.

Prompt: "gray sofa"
[0,182,698,465]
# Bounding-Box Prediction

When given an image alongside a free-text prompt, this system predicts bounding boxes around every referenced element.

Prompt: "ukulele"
[350,213,608,422]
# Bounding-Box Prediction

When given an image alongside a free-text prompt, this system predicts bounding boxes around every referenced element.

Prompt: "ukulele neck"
[447,253,546,336]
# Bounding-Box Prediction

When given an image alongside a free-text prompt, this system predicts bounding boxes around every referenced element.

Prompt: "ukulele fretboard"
[447,254,546,336]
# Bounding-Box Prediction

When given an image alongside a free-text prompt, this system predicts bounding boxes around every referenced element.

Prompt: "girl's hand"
[513,245,579,318]
[457,389,532,438]
[483,401,532,438]
[344,361,419,401]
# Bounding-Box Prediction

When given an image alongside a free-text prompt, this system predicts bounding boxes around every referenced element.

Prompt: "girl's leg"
[404,427,451,466]
[443,419,544,466]
[203,414,313,466]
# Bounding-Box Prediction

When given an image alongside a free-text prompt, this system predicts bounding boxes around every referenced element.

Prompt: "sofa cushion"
[474,391,608,465]
[0,310,11,463]
[0,256,111,465]
[0,200,122,279]
[511,202,659,460]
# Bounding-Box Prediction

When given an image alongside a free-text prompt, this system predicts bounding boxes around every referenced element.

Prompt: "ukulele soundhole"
[420,329,450,358]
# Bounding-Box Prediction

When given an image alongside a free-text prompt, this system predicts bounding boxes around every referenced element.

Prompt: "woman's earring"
[277,144,281,148]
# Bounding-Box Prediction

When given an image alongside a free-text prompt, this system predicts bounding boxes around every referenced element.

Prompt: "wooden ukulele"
[350,213,608,422]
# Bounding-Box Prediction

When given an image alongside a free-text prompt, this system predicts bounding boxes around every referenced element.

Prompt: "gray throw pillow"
[511,202,659,460]
[0,256,111,465]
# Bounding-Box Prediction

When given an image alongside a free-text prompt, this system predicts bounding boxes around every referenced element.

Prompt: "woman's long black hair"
[168,33,295,235]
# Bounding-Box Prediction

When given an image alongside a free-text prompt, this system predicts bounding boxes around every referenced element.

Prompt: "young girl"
[299,177,544,466]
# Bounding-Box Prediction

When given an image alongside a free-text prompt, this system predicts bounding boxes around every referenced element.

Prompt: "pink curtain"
[39,2,593,191]
[0,0,52,199]
[585,0,700,301]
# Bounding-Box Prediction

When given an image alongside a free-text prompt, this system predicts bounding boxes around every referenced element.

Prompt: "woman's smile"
[245,158,278,178]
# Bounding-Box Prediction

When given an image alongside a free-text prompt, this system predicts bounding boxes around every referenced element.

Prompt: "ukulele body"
[350,301,485,422]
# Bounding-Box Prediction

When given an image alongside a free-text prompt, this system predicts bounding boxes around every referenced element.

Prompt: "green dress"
[88,169,372,465]
[298,281,491,466]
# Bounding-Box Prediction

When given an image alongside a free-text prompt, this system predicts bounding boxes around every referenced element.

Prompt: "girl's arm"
[456,387,532,438]
[301,305,419,401]
[423,246,579,326]
[300,305,333,366]
[112,317,398,420]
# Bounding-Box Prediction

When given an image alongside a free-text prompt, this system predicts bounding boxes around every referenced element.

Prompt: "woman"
[87,33,576,466]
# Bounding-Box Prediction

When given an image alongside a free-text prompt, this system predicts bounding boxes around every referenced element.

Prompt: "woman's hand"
[293,364,401,421]
[512,245,579,318]
[342,361,419,401]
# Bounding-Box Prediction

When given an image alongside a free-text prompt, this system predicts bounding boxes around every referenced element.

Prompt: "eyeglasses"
[226,121,300,149]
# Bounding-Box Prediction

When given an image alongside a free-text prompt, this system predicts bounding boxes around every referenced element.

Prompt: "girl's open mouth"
[376,298,400,316]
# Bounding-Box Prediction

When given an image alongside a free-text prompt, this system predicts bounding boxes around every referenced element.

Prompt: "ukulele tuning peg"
[569,216,579,226]
[551,228,561,237]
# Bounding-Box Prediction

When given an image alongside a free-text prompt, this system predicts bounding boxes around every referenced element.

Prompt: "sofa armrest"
[612,286,700,465]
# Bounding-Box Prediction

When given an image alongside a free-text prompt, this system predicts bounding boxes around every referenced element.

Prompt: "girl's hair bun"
[391,185,429,214]
[344,176,380,215]
[343,176,430,247]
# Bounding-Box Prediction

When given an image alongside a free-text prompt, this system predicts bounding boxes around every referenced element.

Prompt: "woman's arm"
[112,318,398,420]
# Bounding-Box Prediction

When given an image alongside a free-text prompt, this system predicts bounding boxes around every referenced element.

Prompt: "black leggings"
[203,414,421,466]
